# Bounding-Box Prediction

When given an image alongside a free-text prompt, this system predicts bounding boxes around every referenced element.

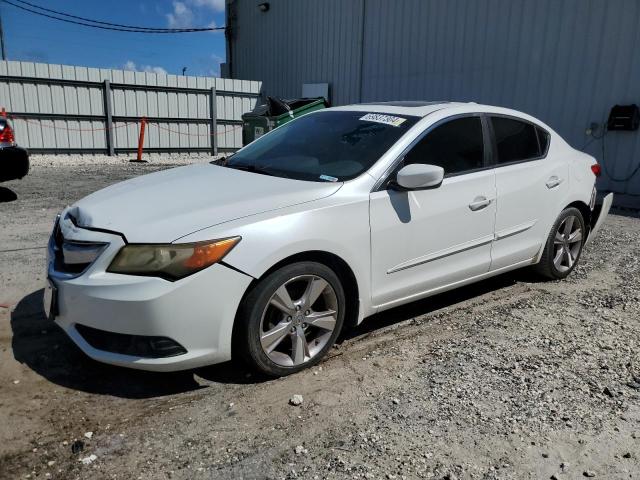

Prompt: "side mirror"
[393,163,444,190]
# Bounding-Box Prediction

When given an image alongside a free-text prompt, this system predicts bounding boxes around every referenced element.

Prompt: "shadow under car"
[11,270,525,396]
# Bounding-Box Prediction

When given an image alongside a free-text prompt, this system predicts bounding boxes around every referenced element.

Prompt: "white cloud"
[190,0,225,12]
[166,1,195,29]
[192,53,225,77]
[145,66,169,75]
[123,61,168,76]
[166,0,222,29]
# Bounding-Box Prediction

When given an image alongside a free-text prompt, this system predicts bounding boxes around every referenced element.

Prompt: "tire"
[235,261,346,377]
[534,207,586,280]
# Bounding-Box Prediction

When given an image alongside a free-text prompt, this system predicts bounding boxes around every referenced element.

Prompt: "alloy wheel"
[553,215,583,272]
[260,274,338,367]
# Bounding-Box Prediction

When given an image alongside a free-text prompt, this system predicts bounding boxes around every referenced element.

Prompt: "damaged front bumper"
[45,212,253,371]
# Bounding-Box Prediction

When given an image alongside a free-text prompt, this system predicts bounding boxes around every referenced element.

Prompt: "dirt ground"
[1,159,639,480]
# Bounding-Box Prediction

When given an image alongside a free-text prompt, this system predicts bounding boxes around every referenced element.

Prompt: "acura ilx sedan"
[45,102,612,376]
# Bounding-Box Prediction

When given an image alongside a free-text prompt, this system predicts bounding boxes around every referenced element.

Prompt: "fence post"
[136,117,146,162]
[103,80,115,156]
[210,85,218,156]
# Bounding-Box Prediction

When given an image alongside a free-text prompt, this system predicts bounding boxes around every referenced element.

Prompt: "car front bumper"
[46,215,253,372]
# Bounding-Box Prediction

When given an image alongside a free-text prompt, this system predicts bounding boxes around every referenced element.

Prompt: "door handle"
[546,176,564,189]
[468,196,493,211]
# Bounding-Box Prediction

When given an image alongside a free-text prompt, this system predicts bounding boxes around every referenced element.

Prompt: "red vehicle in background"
[0,117,30,182]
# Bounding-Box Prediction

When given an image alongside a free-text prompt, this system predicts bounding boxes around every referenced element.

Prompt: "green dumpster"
[242,97,328,146]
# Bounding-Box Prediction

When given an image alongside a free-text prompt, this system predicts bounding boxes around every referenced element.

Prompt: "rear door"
[489,115,568,270]
[369,115,497,308]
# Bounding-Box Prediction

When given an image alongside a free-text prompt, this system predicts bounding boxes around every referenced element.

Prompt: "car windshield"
[225,110,419,182]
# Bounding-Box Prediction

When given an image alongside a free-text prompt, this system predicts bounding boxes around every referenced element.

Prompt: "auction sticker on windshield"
[359,113,407,127]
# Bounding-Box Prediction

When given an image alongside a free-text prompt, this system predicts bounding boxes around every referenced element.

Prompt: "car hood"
[69,164,342,243]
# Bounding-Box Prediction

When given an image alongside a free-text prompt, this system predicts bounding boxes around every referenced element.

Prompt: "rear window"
[491,117,543,164]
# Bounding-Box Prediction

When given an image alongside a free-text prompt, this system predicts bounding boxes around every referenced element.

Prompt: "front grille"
[75,324,188,358]
[51,222,107,275]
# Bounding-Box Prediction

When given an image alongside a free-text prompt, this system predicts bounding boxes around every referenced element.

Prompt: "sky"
[0,0,227,77]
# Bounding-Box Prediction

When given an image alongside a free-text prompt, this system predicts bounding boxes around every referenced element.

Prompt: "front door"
[370,115,497,309]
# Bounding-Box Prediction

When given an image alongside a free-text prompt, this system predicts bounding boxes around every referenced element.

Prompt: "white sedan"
[45,102,612,376]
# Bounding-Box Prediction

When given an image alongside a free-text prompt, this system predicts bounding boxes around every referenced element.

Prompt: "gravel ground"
[32,152,217,167]
[0,157,639,480]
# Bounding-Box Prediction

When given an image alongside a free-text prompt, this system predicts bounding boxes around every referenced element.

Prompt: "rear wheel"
[534,207,585,279]
[235,261,345,377]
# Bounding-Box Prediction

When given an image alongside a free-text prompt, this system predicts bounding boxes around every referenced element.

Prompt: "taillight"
[591,163,601,177]
[0,123,15,144]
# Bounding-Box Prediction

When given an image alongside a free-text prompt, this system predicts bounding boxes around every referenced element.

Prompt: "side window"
[491,117,542,164]
[403,116,484,175]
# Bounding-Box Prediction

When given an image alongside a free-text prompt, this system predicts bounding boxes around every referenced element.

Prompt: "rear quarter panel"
[568,150,598,206]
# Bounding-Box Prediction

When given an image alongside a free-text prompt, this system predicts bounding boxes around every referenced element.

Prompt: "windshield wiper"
[225,164,275,177]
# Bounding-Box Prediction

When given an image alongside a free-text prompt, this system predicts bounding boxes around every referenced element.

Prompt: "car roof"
[329,101,469,117]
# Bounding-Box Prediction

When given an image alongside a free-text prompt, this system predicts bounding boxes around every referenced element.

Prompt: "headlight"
[107,237,241,280]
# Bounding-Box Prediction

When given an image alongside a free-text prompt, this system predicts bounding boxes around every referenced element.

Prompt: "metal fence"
[0,61,262,155]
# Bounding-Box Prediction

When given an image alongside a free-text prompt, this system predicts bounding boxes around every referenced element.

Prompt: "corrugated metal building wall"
[228,0,640,207]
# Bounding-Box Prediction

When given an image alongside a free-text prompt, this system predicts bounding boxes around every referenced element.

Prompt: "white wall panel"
[0,61,261,153]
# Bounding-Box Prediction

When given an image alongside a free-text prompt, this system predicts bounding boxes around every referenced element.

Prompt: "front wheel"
[234,261,345,377]
[534,207,586,279]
